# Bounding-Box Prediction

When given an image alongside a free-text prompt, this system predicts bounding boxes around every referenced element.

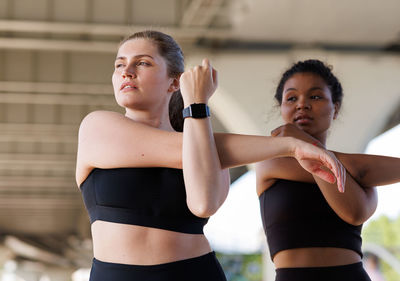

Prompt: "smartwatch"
[182,103,210,119]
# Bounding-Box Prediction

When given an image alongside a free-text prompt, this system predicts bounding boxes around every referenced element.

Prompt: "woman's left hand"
[292,139,346,193]
[179,58,218,107]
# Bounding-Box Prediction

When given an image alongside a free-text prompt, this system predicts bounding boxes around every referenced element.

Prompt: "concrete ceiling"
[0,0,399,275]
[232,0,400,46]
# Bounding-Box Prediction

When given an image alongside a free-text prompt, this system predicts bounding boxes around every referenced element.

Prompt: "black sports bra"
[80,167,208,234]
[259,179,362,259]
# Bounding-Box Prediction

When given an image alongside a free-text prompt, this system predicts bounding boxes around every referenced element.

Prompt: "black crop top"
[259,179,362,259]
[80,167,208,234]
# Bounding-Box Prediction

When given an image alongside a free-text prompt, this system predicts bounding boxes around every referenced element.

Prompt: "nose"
[122,64,136,79]
[296,97,311,110]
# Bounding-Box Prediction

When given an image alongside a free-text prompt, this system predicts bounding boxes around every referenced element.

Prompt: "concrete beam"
[0,37,117,53]
[181,0,204,27]
[0,92,114,105]
[181,0,225,27]
[4,236,70,267]
[0,153,75,173]
[0,81,112,95]
[0,176,75,191]
[0,122,78,143]
[0,19,230,39]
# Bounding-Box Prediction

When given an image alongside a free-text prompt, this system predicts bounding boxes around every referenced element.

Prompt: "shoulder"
[255,157,315,196]
[76,111,124,186]
[255,157,295,181]
[255,158,287,196]
[80,110,122,123]
[78,110,145,143]
[79,111,124,134]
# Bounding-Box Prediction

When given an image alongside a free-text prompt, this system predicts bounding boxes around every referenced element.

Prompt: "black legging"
[89,252,227,281]
[275,262,371,281]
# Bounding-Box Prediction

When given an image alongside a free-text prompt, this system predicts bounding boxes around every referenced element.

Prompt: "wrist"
[182,103,210,119]
[183,98,207,108]
[289,137,300,157]
[281,136,298,158]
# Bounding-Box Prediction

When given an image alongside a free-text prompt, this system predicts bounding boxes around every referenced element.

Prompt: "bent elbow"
[188,201,219,218]
[346,217,364,226]
[187,190,225,218]
[344,197,377,226]
[342,211,368,226]
[186,174,229,218]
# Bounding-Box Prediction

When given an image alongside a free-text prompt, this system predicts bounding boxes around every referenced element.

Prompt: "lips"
[120,81,137,91]
[294,114,313,124]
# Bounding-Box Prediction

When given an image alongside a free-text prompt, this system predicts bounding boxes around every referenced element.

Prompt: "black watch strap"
[182,103,210,119]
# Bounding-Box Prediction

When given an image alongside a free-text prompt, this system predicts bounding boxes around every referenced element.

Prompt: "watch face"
[183,103,210,119]
[191,104,209,118]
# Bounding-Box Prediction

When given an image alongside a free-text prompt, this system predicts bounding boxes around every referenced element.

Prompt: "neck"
[125,103,174,132]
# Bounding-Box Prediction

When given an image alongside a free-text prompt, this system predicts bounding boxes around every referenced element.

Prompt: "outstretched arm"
[334,152,400,188]
[271,123,400,187]
[76,114,344,189]
[214,132,344,190]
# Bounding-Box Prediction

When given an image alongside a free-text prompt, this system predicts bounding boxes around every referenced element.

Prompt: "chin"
[116,95,141,107]
[117,100,143,111]
[295,123,309,131]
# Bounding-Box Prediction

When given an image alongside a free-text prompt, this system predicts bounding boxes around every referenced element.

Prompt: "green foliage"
[363,214,400,281]
[216,253,263,281]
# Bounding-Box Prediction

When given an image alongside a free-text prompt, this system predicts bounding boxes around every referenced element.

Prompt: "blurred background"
[0,0,399,280]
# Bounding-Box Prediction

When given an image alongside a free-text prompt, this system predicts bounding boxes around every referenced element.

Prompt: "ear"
[333,102,340,120]
[168,76,180,93]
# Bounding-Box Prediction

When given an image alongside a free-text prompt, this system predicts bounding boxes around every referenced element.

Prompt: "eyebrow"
[284,86,324,93]
[115,54,154,61]
[309,86,324,91]
[284,87,297,93]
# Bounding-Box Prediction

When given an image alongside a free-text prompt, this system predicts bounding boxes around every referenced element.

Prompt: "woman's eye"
[115,64,123,68]
[287,96,296,102]
[311,95,322,100]
[137,61,150,66]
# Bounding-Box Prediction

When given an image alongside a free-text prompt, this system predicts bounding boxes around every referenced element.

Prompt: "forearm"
[313,172,377,225]
[183,119,229,218]
[334,152,400,187]
[214,133,296,169]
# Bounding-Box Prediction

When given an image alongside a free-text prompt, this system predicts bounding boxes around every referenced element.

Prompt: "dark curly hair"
[120,30,185,132]
[275,59,343,108]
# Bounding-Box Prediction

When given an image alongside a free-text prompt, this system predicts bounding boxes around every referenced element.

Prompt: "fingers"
[325,151,346,193]
[202,58,217,83]
[201,58,212,77]
[202,58,210,68]
[318,158,345,193]
[340,162,346,192]
[181,58,217,104]
[309,147,344,193]
[212,67,218,87]
[313,168,337,185]
[334,155,346,193]
[296,140,346,193]
[271,126,282,137]
[271,124,293,137]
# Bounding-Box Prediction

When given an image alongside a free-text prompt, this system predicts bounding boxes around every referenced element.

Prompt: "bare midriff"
[273,248,361,268]
[91,221,212,265]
